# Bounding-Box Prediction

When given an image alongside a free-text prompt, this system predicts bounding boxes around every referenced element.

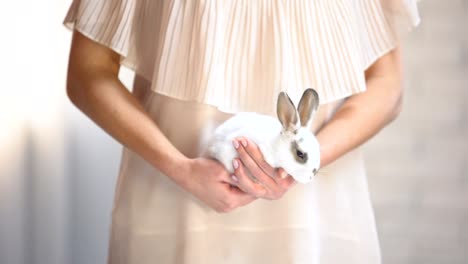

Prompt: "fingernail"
[280,171,288,179]
[241,138,247,147]
[233,140,239,149]
[231,175,238,182]
[232,159,239,169]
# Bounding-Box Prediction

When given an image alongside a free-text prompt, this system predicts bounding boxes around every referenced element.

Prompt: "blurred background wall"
[0,2,134,264]
[0,1,466,264]
[364,1,468,263]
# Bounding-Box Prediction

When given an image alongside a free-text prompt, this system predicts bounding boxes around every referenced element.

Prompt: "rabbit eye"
[297,150,305,159]
[292,142,308,164]
[295,149,308,163]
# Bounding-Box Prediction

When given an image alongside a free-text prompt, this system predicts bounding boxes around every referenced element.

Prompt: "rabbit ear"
[297,88,319,128]
[277,92,299,132]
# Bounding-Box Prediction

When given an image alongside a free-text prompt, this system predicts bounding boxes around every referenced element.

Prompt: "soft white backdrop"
[0,1,134,264]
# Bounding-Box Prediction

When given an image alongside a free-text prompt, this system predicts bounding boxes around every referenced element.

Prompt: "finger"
[279,174,297,189]
[258,168,295,196]
[220,170,252,194]
[270,167,289,186]
[237,137,277,177]
[239,139,294,189]
[232,158,267,197]
[234,138,279,192]
[228,186,257,206]
[222,172,241,187]
[276,167,289,180]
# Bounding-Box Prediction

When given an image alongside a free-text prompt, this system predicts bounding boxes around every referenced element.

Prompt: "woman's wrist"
[316,135,332,169]
[154,153,192,185]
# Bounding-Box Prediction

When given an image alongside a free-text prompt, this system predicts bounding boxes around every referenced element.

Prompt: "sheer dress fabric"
[63,1,420,263]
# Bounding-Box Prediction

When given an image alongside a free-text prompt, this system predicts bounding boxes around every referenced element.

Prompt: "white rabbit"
[206,88,321,184]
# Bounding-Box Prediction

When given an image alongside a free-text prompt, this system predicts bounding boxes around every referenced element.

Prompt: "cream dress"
[63,1,420,263]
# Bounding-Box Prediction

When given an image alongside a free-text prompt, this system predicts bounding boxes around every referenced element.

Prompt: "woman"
[64,0,420,263]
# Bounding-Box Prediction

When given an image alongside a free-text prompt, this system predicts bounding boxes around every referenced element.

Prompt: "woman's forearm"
[68,73,189,180]
[316,48,403,168]
[66,31,190,185]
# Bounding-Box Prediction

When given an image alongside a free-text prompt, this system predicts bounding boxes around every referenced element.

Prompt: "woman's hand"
[230,137,297,200]
[179,157,258,213]
[67,31,256,213]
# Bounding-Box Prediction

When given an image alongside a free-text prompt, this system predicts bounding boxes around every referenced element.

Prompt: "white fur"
[206,112,320,184]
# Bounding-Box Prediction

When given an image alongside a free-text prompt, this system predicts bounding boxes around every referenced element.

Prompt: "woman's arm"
[66,31,186,180]
[66,31,256,213]
[316,48,404,168]
[229,48,404,199]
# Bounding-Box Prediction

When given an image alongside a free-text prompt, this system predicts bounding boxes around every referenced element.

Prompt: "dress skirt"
[106,76,381,264]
